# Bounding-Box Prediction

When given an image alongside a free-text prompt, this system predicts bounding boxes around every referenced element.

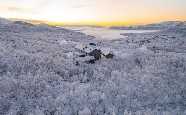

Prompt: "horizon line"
[7,17,186,27]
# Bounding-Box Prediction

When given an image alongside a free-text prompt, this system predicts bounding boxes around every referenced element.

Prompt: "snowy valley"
[0,18,186,115]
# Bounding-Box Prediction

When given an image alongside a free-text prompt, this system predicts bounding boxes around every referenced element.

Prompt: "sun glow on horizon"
[0,0,186,26]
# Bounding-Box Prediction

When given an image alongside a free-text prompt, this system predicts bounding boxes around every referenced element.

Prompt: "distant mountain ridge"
[1,17,186,29]
[110,21,186,30]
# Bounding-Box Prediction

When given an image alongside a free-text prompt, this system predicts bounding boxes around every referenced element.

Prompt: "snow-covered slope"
[0,18,186,115]
[0,17,12,25]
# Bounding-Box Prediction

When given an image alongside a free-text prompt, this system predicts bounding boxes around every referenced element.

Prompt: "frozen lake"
[63,26,159,40]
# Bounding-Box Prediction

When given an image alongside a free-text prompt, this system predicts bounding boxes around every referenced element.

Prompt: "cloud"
[0,5,38,19]
[72,4,89,8]
[7,6,26,12]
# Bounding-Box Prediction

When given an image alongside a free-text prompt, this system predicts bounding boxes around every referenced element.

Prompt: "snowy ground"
[0,19,186,115]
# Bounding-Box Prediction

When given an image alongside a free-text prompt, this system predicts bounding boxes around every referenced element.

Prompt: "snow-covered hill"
[0,18,186,115]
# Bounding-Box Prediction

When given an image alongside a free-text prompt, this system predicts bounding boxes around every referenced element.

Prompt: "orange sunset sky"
[0,0,186,26]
